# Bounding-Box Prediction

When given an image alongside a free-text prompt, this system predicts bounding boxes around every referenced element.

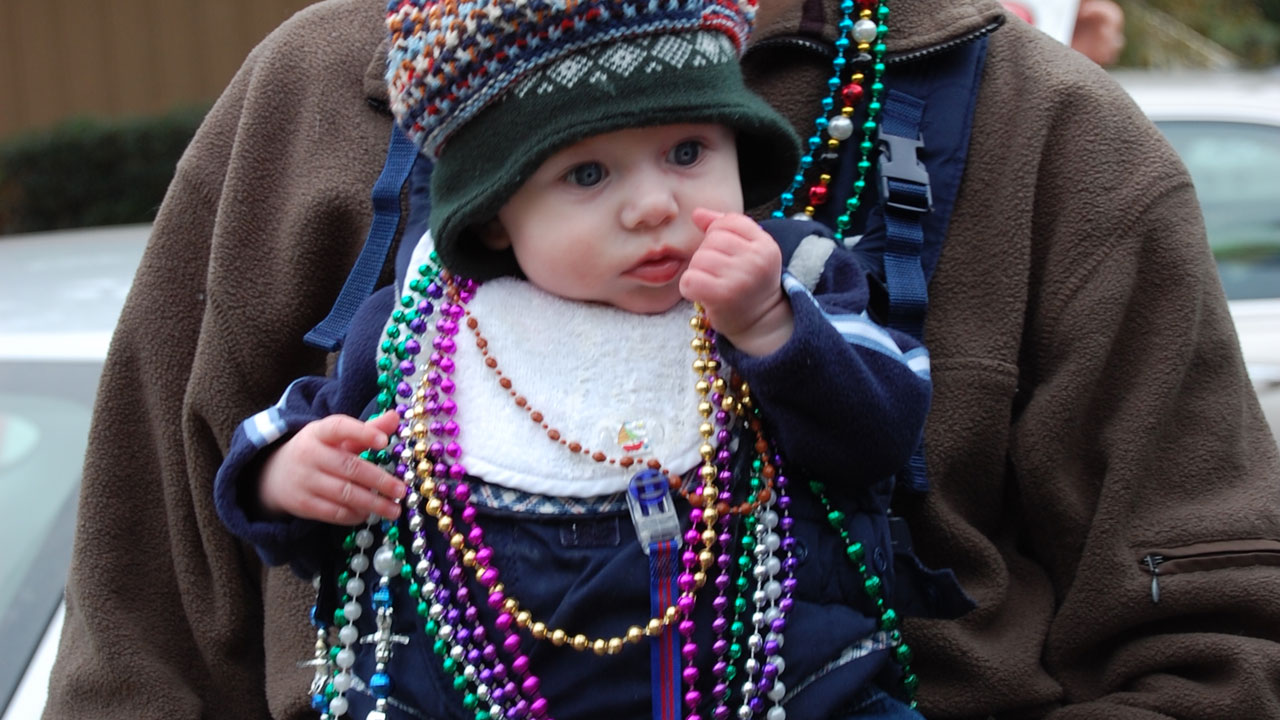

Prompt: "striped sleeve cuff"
[239,377,307,448]
[782,273,931,380]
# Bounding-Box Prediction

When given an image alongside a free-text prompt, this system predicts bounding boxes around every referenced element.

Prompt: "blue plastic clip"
[627,469,682,553]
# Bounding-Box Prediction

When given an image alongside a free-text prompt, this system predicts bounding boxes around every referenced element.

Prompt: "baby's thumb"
[691,207,724,233]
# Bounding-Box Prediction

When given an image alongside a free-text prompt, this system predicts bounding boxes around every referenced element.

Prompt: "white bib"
[440,277,707,496]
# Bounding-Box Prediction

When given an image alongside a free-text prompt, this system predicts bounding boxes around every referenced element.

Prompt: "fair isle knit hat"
[385,0,801,280]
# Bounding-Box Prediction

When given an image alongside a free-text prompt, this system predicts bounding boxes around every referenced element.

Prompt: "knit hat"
[386,0,801,280]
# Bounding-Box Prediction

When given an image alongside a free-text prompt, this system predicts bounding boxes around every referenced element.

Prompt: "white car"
[1113,69,1280,443]
[0,225,149,720]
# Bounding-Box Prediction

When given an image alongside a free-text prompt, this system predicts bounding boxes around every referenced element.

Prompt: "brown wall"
[0,0,319,140]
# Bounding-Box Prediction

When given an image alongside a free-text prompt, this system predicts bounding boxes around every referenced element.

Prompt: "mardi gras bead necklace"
[316,258,802,720]
[775,0,890,244]
[766,0,922,698]
[317,250,909,720]
[312,0,922,713]
[416,286,786,720]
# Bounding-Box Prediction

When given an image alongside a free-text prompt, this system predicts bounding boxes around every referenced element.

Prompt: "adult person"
[1002,0,1126,66]
[1072,0,1126,66]
[44,0,1280,719]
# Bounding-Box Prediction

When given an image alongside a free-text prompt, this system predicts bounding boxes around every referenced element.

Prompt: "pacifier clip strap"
[648,539,682,720]
[628,468,685,720]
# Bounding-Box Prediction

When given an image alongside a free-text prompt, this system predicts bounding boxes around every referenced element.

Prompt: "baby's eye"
[668,140,704,167]
[565,162,605,187]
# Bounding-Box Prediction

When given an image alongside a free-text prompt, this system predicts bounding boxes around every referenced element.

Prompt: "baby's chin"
[609,287,692,315]
[542,279,690,315]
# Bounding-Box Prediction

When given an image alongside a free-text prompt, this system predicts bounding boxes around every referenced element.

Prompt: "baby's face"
[485,123,743,314]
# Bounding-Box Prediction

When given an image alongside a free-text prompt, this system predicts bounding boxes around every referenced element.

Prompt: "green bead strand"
[808,478,918,701]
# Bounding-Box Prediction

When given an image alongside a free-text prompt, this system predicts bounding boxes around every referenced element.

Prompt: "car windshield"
[0,362,93,694]
[1155,120,1280,301]
[0,226,148,715]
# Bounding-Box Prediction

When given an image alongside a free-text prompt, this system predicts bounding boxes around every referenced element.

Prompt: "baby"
[214,2,955,719]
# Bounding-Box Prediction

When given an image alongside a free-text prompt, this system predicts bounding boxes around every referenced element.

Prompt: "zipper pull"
[1142,554,1164,603]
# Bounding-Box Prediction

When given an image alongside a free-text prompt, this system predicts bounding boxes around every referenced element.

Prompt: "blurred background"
[0,0,316,232]
[0,0,1277,233]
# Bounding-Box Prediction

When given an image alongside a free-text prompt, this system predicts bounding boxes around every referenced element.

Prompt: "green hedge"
[1117,0,1280,68]
[0,106,209,235]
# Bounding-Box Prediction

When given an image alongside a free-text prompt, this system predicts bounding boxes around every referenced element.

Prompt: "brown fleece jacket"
[44,0,1280,718]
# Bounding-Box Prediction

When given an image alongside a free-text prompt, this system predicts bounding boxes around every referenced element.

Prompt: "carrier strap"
[877,91,932,493]
[304,126,418,351]
[878,91,932,338]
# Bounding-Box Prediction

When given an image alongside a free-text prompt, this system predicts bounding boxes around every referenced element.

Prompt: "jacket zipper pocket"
[1140,538,1280,603]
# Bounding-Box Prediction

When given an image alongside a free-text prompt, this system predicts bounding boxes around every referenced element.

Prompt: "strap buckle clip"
[877,129,933,214]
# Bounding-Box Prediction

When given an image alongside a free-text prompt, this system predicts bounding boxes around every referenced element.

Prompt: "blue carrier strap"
[878,92,932,493]
[878,91,932,337]
[879,38,989,493]
[304,126,419,351]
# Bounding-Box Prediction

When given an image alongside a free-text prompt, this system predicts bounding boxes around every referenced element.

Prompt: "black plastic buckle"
[877,129,932,214]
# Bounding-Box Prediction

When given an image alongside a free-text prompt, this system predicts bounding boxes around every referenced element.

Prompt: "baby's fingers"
[692,207,725,232]
[336,411,403,454]
[367,410,402,437]
[294,494,379,527]
[310,414,393,453]
[314,444,406,519]
[679,266,717,305]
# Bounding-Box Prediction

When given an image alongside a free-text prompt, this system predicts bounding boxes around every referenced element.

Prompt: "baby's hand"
[258,411,407,525]
[679,209,794,356]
